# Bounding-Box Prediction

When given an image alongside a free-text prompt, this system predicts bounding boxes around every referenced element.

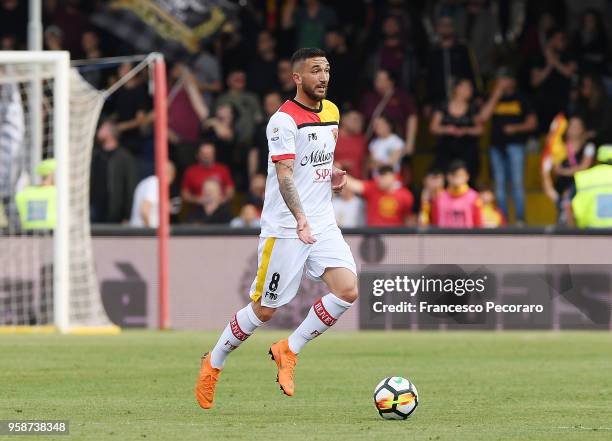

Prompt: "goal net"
[0,51,117,333]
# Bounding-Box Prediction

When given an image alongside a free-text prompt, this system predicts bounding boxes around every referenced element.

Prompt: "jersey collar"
[291,98,323,113]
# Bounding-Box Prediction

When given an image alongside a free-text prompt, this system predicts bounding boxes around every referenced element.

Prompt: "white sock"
[288,293,352,354]
[209,303,263,368]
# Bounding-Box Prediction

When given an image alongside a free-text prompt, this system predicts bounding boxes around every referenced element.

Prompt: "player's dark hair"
[426,168,444,176]
[290,47,326,68]
[448,160,468,174]
[378,165,395,175]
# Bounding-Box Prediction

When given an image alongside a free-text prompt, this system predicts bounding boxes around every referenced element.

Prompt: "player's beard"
[303,82,327,102]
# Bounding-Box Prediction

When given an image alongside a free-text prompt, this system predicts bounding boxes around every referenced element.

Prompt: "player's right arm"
[275,159,316,244]
[268,111,316,244]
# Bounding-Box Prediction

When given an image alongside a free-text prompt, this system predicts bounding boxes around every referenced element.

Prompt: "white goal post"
[0,51,118,334]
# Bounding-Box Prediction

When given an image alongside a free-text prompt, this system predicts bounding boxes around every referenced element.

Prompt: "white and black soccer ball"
[373,376,419,420]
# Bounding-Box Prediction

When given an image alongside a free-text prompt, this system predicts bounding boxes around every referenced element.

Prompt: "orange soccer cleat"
[269,339,298,396]
[194,352,221,409]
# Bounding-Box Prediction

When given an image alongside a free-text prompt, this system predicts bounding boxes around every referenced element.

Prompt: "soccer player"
[195,48,358,409]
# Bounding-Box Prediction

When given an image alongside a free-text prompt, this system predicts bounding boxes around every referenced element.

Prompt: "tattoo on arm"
[275,159,305,220]
[279,176,305,220]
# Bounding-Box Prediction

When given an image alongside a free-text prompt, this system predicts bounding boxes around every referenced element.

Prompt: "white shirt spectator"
[369,133,404,173]
[332,193,364,227]
[130,176,158,228]
[230,217,261,228]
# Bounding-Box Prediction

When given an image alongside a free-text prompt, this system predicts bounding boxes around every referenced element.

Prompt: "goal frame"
[0,51,71,332]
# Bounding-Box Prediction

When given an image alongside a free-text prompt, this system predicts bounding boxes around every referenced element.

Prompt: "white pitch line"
[556,426,612,431]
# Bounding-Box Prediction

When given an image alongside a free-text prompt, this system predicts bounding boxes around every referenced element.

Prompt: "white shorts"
[249,227,356,308]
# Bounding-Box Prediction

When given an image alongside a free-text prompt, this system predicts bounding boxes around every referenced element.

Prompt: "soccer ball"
[373,376,419,420]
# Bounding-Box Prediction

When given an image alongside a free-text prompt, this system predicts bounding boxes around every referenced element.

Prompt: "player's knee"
[252,302,276,322]
[335,281,358,304]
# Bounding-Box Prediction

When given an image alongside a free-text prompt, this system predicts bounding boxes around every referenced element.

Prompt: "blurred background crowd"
[2,0,612,229]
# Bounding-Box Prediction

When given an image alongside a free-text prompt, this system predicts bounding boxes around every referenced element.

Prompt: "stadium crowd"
[2,0,612,228]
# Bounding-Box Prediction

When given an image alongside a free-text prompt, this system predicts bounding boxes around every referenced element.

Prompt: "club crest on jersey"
[308,133,318,142]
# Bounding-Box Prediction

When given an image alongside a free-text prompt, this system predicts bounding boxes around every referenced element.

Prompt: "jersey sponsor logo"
[300,149,334,167]
[313,298,337,326]
[230,314,250,341]
[314,168,333,182]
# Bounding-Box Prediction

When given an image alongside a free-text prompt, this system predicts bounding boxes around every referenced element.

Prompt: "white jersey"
[260,99,340,238]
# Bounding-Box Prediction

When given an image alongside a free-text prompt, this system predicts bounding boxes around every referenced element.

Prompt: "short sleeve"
[267,112,297,162]
[584,143,596,158]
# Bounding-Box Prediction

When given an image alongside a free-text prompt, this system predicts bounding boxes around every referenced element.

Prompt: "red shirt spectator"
[334,111,367,179]
[347,166,414,226]
[182,142,235,203]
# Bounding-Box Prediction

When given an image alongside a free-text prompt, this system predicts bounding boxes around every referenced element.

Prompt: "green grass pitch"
[1,331,612,440]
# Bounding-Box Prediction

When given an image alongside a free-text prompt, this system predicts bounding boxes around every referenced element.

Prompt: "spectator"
[570,74,612,145]
[334,110,368,179]
[168,64,209,182]
[46,0,89,57]
[185,178,232,225]
[181,141,235,208]
[0,0,27,47]
[478,69,537,224]
[129,162,176,228]
[201,103,236,168]
[245,173,266,212]
[430,78,483,183]
[250,91,282,177]
[530,28,577,133]
[571,9,610,76]
[346,165,414,226]
[417,169,445,226]
[457,0,498,79]
[431,160,482,228]
[332,189,364,228]
[324,29,354,108]
[15,159,57,230]
[191,44,223,108]
[110,62,151,157]
[368,115,404,175]
[230,203,261,228]
[360,69,418,155]
[479,187,506,228]
[571,145,612,228]
[44,25,63,51]
[247,30,279,99]
[425,15,480,109]
[90,121,137,223]
[552,116,596,224]
[277,59,296,102]
[519,11,557,60]
[371,15,418,93]
[80,31,104,89]
[282,0,337,49]
[216,70,262,146]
